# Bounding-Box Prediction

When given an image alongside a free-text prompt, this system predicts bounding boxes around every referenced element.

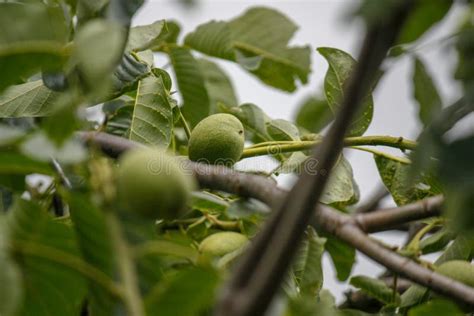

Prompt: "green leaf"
[73,19,126,93]
[408,299,463,316]
[198,58,238,109]
[350,275,400,305]
[107,0,145,27]
[324,235,355,281]
[419,228,454,255]
[0,80,59,118]
[190,191,230,213]
[412,56,442,126]
[0,217,23,316]
[111,53,150,97]
[397,0,453,45]
[295,95,333,133]
[185,7,311,92]
[106,104,134,137]
[169,46,210,127]
[454,17,474,91]
[374,154,441,206]
[129,75,174,146]
[293,227,326,296]
[127,20,166,51]
[67,193,121,315]
[0,2,69,92]
[76,0,109,26]
[318,47,373,136]
[266,119,300,141]
[321,156,360,207]
[145,267,220,315]
[0,151,52,175]
[286,289,337,316]
[7,199,87,316]
[220,103,271,143]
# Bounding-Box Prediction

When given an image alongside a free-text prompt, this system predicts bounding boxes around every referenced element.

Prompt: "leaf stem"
[176,106,192,140]
[105,213,145,316]
[240,135,416,159]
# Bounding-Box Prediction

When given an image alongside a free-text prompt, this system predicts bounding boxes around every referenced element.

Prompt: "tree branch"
[76,131,474,308]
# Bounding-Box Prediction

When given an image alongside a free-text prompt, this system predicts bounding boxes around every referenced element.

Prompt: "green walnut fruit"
[437,260,474,287]
[188,114,245,166]
[117,147,196,219]
[199,232,248,257]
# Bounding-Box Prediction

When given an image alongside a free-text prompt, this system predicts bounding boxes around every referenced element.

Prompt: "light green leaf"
[73,19,126,93]
[350,275,400,305]
[0,2,69,91]
[130,75,174,146]
[412,56,442,126]
[185,7,311,92]
[0,80,58,118]
[220,103,271,143]
[190,191,230,213]
[286,289,337,316]
[127,20,166,51]
[321,156,360,207]
[145,267,220,315]
[408,299,463,316]
[266,119,300,141]
[295,95,333,133]
[275,152,308,174]
[198,58,238,109]
[169,46,210,127]
[375,154,441,206]
[318,47,373,136]
[293,227,326,296]
[419,228,454,255]
[7,199,87,316]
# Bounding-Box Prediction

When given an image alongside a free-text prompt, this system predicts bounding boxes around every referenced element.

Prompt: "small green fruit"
[188,114,245,166]
[117,147,196,219]
[436,260,474,287]
[199,232,248,257]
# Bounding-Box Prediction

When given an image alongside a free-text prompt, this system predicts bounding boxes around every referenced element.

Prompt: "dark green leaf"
[145,267,220,315]
[324,235,355,281]
[318,47,373,136]
[227,198,270,219]
[350,275,400,305]
[266,119,300,141]
[412,56,442,126]
[190,191,229,213]
[110,53,150,97]
[67,193,121,315]
[0,2,69,92]
[0,152,52,175]
[185,7,311,92]
[419,228,455,255]
[7,199,87,316]
[295,95,333,133]
[129,75,174,146]
[169,46,210,127]
[220,103,271,143]
[454,17,474,91]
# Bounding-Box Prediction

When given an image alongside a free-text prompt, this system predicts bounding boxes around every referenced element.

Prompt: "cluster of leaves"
[0,0,473,315]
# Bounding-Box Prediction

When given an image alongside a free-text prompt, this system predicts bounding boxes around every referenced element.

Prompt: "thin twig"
[355,185,390,214]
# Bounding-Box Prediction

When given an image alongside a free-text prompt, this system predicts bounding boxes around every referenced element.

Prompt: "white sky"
[133,0,466,303]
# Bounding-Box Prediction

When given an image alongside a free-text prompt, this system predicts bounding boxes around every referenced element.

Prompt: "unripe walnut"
[188,114,245,166]
[199,232,248,257]
[117,147,196,219]
[436,260,474,287]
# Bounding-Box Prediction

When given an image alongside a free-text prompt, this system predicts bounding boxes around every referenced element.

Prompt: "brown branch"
[77,131,474,308]
[354,195,443,233]
[355,185,389,214]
